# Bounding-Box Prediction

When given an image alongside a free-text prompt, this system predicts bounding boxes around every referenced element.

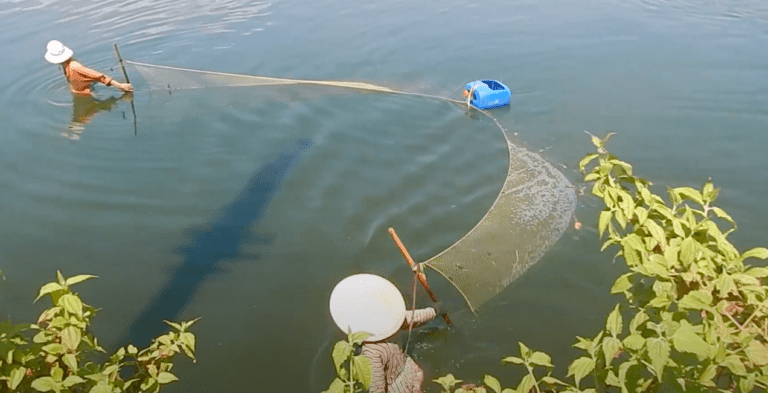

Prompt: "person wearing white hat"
[330,274,437,393]
[44,40,133,95]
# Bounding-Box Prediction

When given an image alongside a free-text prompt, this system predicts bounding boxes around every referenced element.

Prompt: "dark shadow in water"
[122,138,312,348]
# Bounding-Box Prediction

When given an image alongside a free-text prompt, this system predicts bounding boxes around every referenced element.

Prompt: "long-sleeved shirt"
[362,307,436,393]
[64,61,113,95]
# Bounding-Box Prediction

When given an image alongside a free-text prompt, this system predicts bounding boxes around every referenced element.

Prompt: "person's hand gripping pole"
[388,227,452,326]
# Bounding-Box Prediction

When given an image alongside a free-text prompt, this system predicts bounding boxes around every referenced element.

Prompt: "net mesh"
[126,60,395,93]
[124,59,576,312]
[425,141,576,313]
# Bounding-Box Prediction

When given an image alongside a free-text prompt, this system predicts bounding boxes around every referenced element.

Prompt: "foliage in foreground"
[432,134,768,392]
[0,271,198,392]
[323,332,372,393]
[324,134,768,392]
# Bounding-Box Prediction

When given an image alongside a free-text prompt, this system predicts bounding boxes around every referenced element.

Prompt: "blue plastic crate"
[465,80,511,109]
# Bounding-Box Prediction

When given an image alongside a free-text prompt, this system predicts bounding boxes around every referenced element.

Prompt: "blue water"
[1,0,767,391]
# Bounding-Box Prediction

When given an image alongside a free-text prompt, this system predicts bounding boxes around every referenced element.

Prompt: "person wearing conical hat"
[330,274,437,393]
[44,40,133,96]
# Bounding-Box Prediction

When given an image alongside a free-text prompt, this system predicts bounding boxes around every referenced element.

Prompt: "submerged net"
[124,60,576,312]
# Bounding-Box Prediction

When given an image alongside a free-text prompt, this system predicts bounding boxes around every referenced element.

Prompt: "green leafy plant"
[429,134,768,392]
[0,271,199,392]
[323,332,372,393]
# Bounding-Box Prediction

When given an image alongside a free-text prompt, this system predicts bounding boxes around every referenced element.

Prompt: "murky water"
[1,0,767,391]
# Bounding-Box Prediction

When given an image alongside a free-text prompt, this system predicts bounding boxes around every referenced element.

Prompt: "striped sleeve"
[403,307,437,328]
[362,343,400,393]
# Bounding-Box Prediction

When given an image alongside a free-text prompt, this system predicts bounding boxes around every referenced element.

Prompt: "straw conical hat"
[329,274,406,342]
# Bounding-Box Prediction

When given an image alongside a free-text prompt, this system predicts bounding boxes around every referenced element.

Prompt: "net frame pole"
[113,43,137,135]
[388,227,452,326]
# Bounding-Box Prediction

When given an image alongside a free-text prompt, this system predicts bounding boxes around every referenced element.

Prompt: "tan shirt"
[64,61,113,95]
[361,308,437,393]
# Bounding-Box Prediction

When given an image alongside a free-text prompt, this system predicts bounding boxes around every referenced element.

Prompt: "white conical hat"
[329,274,406,342]
[45,40,74,64]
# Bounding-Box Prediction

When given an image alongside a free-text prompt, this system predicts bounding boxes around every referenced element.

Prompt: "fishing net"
[124,60,576,312]
[425,141,576,313]
[125,60,395,93]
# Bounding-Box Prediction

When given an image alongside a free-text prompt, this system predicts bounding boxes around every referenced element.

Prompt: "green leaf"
[598,210,612,238]
[602,337,621,366]
[647,337,670,380]
[740,375,756,393]
[605,370,621,387]
[698,364,717,386]
[59,294,83,317]
[60,326,81,352]
[348,331,371,345]
[43,343,65,355]
[540,376,567,386]
[745,340,768,366]
[623,334,645,351]
[331,341,352,374]
[502,356,524,365]
[679,290,713,311]
[35,282,65,302]
[518,342,531,357]
[516,374,535,393]
[484,375,502,393]
[579,153,599,172]
[721,355,746,376]
[567,357,595,388]
[716,274,737,297]
[644,220,667,250]
[742,247,768,261]
[90,383,114,393]
[9,366,26,389]
[606,304,622,336]
[676,186,704,205]
[352,355,372,389]
[62,375,86,388]
[31,376,57,392]
[528,351,553,367]
[610,273,632,294]
[156,372,178,384]
[64,274,97,287]
[433,374,462,391]
[51,365,64,382]
[671,321,710,358]
[62,353,78,373]
[680,237,696,267]
[711,207,733,224]
[629,311,649,333]
[323,378,344,393]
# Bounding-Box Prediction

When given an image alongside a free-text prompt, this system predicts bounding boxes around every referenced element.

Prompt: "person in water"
[44,40,132,95]
[330,274,437,393]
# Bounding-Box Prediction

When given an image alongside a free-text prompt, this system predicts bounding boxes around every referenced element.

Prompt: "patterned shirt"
[361,308,436,393]
[64,61,113,95]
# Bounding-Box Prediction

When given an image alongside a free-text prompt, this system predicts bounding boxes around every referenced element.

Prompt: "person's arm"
[403,307,437,328]
[75,62,133,92]
[361,344,388,393]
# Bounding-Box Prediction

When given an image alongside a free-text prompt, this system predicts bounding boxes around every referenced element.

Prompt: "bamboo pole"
[388,227,451,326]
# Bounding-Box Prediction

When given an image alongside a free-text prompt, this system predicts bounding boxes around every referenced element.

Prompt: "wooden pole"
[388,227,452,326]
[112,43,137,135]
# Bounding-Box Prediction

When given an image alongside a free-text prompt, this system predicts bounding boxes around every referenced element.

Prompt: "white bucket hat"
[44,40,74,64]
[329,274,406,342]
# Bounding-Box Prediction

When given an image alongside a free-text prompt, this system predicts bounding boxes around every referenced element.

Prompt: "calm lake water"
[1,0,767,391]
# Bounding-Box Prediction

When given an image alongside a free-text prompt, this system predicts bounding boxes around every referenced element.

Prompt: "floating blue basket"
[465,80,511,110]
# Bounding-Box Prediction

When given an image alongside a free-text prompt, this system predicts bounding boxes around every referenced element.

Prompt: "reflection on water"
[122,139,310,347]
[62,93,132,140]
